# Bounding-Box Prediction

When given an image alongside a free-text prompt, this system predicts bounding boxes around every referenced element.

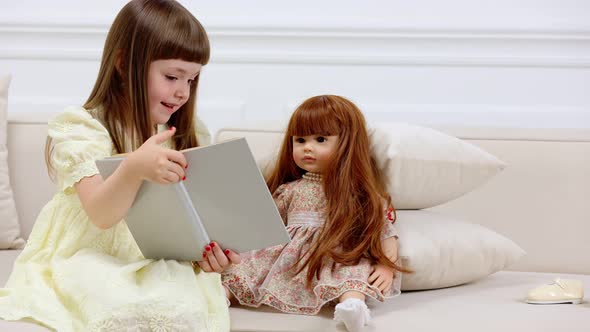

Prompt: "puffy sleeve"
[194,115,211,146]
[48,107,112,193]
[381,207,399,240]
[272,183,293,225]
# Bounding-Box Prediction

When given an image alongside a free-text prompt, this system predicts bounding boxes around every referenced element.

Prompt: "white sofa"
[2,115,590,331]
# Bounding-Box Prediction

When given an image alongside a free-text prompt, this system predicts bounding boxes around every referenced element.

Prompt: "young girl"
[0,1,240,331]
[222,95,405,332]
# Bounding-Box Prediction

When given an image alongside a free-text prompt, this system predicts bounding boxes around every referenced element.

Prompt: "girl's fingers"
[168,160,185,181]
[209,242,230,268]
[198,244,241,274]
[153,126,176,144]
[204,245,222,272]
[156,160,185,184]
[197,258,213,272]
[166,150,187,170]
[161,170,181,184]
[225,249,242,264]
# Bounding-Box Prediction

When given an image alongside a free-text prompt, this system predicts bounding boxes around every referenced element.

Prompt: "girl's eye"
[316,136,326,143]
[165,75,177,81]
[294,137,305,143]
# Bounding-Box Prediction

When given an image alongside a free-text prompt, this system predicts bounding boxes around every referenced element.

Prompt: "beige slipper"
[526,278,584,304]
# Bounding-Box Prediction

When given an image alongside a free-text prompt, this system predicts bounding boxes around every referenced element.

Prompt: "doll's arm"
[381,235,399,263]
[368,207,400,294]
[272,184,292,226]
[368,236,399,294]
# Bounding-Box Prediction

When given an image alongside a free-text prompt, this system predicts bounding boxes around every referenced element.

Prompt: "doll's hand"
[125,127,187,184]
[197,241,242,273]
[368,264,395,295]
[382,235,399,263]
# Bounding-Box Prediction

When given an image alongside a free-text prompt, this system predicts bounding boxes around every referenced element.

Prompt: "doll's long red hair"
[267,95,406,286]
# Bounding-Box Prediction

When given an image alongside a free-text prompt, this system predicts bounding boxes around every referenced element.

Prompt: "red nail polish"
[210,242,215,248]
[205,245,211,251]
[182,176,186,181]
[203,252,207,258]
[169,126,174,131]
[224,249,230,255]
[185,164,188,169]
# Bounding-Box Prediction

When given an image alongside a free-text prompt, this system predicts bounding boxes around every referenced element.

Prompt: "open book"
[95,138,290,261]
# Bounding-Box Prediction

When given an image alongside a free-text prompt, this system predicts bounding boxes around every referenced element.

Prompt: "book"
[95,138,290,261]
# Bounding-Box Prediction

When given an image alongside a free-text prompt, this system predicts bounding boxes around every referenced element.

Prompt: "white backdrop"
[1,0,589,135]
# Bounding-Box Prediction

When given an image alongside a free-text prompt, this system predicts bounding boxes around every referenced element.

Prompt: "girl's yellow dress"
[0,107,229,332]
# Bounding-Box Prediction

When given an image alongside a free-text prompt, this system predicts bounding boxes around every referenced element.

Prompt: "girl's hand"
[125,127,187,184]
[197,241,242,273]
[368,264,395,295]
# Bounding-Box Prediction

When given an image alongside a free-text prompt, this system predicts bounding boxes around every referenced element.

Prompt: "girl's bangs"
[288,102,342,137]
[152,17,210,65]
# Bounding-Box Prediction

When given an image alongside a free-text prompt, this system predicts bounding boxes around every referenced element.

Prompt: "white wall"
[1,0,589,135]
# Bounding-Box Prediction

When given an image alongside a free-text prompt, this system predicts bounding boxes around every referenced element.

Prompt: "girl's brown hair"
[46,0,209,173]
[267,95,407,286]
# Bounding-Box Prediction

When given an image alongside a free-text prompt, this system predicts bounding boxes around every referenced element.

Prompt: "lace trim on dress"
[224,275,398,316]
[88,301,225,332]
[288,212,325,227]
[62,160,101,194]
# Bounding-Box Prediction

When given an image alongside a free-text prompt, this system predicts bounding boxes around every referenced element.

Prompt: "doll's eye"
[294,137,305,144]
[316,136,326,143]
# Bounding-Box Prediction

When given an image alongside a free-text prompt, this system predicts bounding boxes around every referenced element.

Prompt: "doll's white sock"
[333,298,370,332]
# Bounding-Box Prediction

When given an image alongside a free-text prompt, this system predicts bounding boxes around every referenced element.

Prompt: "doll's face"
[147,59,202,126]
[292,134,339,174]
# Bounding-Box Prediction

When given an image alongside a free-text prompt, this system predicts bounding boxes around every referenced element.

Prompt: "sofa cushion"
[397,210,525,290]
[0,74,24,249]
[228,271,590,331]
[0,249,20,286]
[369,123,506,209]
[0,247,586,332]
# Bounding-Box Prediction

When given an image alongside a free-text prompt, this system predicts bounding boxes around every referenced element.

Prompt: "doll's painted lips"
[303,157,316,162]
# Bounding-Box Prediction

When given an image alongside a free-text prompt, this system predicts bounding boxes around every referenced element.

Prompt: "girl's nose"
[175,84,189,100]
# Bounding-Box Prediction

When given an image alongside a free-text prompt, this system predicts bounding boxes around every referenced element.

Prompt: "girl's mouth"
[161,102,176,112]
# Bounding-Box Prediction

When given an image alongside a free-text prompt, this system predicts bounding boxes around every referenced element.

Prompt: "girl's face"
[292,135,339,174]
[147,59,202,126]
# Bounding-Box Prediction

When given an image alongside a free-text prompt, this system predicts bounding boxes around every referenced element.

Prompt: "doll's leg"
[339,291,365,302]
[334,291,370,332]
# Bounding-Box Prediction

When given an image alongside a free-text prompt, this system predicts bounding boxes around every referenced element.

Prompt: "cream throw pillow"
[369,123,506,209]
[397,210,525,290]
[0,74,24,248]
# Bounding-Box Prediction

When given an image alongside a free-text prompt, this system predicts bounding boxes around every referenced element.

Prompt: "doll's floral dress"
[0,107,228,332]
[222,172,401,315]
